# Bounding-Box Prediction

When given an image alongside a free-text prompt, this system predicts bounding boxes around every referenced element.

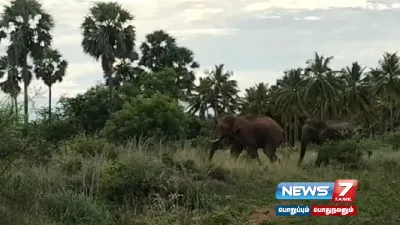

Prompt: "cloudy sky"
[1,0,400,112]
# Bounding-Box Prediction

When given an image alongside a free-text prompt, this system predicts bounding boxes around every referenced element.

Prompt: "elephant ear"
[232,117,245,134]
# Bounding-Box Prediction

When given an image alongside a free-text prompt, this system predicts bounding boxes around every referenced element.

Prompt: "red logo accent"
[311,205,358,216]
[332,179,358,203]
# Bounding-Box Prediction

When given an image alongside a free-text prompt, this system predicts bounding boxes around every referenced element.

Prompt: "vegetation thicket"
[0,0,400,224]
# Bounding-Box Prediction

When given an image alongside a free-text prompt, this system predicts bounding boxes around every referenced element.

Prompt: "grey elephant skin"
[209,115,284,164]
[297,119,355,166]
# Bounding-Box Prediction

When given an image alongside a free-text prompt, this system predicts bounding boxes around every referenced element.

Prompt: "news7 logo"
[332,179,358,203]
[275,179,358,203]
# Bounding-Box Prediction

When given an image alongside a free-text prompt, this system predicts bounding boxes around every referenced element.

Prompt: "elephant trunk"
[298,139,307,166]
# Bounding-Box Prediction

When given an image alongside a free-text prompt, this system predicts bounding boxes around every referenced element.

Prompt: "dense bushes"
[1,131,400,224]
[102,94,190,142]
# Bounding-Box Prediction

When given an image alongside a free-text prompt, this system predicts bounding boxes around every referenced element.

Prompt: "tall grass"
[0,135,399,225]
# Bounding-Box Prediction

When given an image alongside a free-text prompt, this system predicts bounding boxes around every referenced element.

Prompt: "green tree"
[81,1,137,105]
[61,85,123,134]
[34,48,68,122]
[0,0,54,124]
[0,56,21,118]
[305,52,342,120]
[275,68,307,143]
[340,62,370,123]
[102,94,189,142]
[204,64,240,117]
[241,82,271,115]
[138,68,182,99]
[139,30,199,96]
[372,52,400,131]
[187,77,213,119]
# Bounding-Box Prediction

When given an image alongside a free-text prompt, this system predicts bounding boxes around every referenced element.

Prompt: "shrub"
[42,190,115,225]
[102,94,189,143]
[315,140,366,168]
[65,135,118,159]
[99,151,213,211]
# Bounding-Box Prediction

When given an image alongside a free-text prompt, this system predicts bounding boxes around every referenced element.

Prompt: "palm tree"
[241,82,270,115]
[0,0,54,125]
[139,30,199,96]
[187,77,213,118]
[206,64,240,117]
[275,68,307,144]
[372,52,400,132]
[113,58,143,88]
[139,30,177,72]
[304,52,342,120]
[340,62,370,123]
[0,56,21,118]
[81,1,137,105]
[34,48,68,121]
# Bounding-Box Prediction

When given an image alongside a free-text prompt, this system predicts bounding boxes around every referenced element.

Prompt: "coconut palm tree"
[0,0,54,124]
[372,52,400,131]
[339,62,371,123]
[275,68,307,143]
[241,82,271,115]
[34,48,68,122]
[187,77,213,119]
[304,52,343,120]
[81,1,137,105]
[0,56,21,118]
[206,64,240,117]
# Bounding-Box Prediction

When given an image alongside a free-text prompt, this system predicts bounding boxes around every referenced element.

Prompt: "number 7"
[338,182,353,196]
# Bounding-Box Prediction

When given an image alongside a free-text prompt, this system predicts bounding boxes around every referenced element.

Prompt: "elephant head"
[297,119,333,166]
[208,115,248,161]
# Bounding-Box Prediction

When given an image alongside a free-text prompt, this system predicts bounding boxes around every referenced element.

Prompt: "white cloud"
[303,16,320,20]
[259,15,281,19]
[169,28,239,40]
[243,0,372,11]
[1,0,400,110]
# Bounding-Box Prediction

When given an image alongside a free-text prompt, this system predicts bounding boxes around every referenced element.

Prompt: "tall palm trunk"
[288,118,293,146]
[320,101,324,121]
[106,64,114,113]
[389,95,394,132]
[22,55,29,125]
[294,113,299,144]
[48,86,52,122]
[13,95,18,122]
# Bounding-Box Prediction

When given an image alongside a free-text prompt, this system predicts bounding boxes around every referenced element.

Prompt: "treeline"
[1,0,400,146]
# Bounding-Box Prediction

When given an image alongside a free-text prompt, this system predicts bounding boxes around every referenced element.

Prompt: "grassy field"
[0,135,399,225]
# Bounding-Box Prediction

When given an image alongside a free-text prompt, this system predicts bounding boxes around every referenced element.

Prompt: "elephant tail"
[298,140,307,166]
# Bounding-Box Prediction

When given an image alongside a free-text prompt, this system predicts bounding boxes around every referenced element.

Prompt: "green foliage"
[42,190,115,225]
[33,106,81,145]
[382,132,400,150]
[315,139,366,169]
[139,68,183,99]
[102,94,189,142]
[0,133,399,224]
[2,0,400,224]
[62,85,123,134]
[66,135,118,159]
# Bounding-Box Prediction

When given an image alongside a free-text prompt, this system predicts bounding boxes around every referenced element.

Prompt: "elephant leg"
[230,142,243,159]
[263,143,280,164]
[247,147,261,165]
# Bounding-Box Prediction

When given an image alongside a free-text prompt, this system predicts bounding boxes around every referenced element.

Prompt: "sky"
[1,0,400,113]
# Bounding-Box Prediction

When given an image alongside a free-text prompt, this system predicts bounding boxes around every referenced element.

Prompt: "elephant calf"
[209,115,284,164]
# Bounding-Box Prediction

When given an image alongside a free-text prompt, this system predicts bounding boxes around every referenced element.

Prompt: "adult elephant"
[209,115,284,164]
[297,119,355,166]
